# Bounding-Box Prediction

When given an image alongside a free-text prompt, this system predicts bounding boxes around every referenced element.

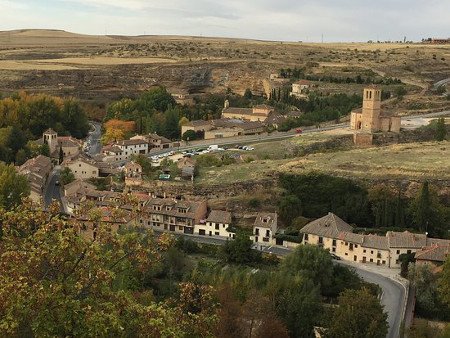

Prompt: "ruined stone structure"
[351,86,401,133]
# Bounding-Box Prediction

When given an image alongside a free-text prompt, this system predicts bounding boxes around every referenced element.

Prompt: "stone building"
[351,86,401,133]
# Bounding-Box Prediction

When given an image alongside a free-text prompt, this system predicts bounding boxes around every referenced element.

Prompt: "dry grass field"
[196,139,450,186]
[0,29,448,108]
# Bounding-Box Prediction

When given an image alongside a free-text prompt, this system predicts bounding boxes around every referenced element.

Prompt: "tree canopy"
[327,288,388,338]
[0,163,30,209]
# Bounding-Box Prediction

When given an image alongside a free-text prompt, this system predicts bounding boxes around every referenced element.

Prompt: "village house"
[291,80,311,99]
[222,101,274,122]
[138,198,207,235]
[131,133,181,150]
[63,179,96,197]
[300,212,449,268]
[177,157,196,180]
[252,212,278,246]
[182,118,266,140]
[196,210,234,238]
[63,155,100,180]
[124,161,143,186]
[18,155,53,203]
[415,243,449,269]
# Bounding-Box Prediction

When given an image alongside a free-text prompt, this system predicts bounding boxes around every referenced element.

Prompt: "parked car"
[296,128,303,134]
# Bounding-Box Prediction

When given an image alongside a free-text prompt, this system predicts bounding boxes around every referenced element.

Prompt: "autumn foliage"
[102,119,136,144]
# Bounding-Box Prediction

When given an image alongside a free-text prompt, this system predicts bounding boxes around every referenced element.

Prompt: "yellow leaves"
[102,119,136,144]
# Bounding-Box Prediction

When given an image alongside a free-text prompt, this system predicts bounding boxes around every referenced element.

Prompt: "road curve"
[341,263,406,338]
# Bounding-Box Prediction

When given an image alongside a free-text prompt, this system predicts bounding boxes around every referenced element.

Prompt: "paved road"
[43,168,63,210]
[86,121,102,156]
[147,110,450,158]
[349,265,406,338]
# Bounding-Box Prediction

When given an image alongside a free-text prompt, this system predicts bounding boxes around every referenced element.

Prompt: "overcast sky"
[1,0,449,42]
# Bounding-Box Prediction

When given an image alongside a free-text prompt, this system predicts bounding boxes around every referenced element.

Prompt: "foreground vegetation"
[0,201,391,337]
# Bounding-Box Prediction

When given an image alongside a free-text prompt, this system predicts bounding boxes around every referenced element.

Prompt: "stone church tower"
[351,86,400,134]
[361,87,381,131]
[43,128,58,154]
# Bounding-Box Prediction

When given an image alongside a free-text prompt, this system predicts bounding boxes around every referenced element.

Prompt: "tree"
[278,194,302,226]
[60,167,75,185]
[410,181,447,236]
[327,288,388,338]
[164,106,181,140]
[280,244,333,291]
[275,275,322,337]
[439,257,450,307]
[0,202,216,337]
[178,116,189,128]
[408,263,450,320]
[244,88,253,100]
[0,163,30,209]
[182,129,198,141]
[102,119,135,144]
[59,145,64,164]
[221,232,261,265]
[435,117,447,141]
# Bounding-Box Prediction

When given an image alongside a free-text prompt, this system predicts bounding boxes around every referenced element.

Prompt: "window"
[363,249,366,253]
[215,232,219,236]
[407,250,411,254]
[349,243,354,251]
[255,228,260,236]
[304,234,309,241]
[370,258,373,262]
[332,247,336,253]
[265,230,270,237]
[371,250,373,254]
[332,239,337,246]
[215,224,219,230]
[355,244,358,248]
[397,250,400,254]
[318,237,323,244]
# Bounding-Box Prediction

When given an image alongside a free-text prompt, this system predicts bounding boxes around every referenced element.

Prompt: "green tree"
[327,288,388,338]
[280,243,333,292]
[275,275,322,337]
[410,181,447,236]
[221,232,261,265]
[182,129,198,141]
[439,257,450,308]
[0,163,30,209]
[409,263,450,320]
[278,194,302,226]
[244,88,253,100]
[164,106,181,140]
[60,167,75,185]
[435,117,447,141]
[59,145,64,164]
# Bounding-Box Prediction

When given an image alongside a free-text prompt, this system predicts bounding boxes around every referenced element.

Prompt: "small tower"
[361,86,381,132]
[224,99,230,109]
[43,128,58,154]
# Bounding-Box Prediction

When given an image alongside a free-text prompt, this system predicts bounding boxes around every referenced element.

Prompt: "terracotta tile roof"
[253,104,274,110]
[207,210,232,224]
[338,232,364,244]
[58,136,82,148]
[186,120,213,127]
[363,234,389,250]
[415,244,449,263]
[222,107,254,115]
[116,139,148,146]
[300,213,353,239]
[387,231,427,248]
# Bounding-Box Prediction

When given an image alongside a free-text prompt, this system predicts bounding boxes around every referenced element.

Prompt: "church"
[351,86,401,133]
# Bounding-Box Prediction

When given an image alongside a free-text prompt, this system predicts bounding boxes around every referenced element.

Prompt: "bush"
[182,129,198,141]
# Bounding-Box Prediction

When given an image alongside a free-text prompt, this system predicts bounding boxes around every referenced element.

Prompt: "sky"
[0,0,449,42]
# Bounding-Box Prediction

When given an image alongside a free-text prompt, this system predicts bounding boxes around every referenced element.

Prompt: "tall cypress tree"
[413,181,431,232]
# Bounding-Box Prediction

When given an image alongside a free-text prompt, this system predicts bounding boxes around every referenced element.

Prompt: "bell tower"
[43,128,58,154]
[362,87,381,132]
